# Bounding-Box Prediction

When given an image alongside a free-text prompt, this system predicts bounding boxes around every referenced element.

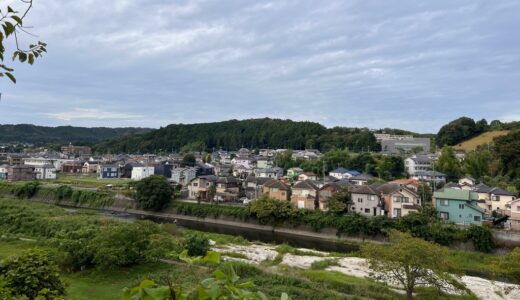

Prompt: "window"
[492,195,500,201]
[474,216,481,222]
[439,212,449,220]
[441,199,449,206]
[364,208,370,213]
[458,204,464,209]
[393,208,402,218]
[369,195,375,201]
[517,206,520,212]
[351,207,356,211]
[193,183,198,187]
[272,188,279,192]
[357,198,363,203]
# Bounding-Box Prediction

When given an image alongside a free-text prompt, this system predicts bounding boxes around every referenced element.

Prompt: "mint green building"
[433,188,486,225]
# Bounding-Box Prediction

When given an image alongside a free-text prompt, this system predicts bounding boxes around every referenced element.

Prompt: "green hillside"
[0,124,152,145]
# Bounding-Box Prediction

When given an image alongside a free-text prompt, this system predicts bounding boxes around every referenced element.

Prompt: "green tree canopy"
[181,153,196,167]
[362,230,462,300]
[135,175,174,211]
[436,117,482,147]
[436,146,461,182]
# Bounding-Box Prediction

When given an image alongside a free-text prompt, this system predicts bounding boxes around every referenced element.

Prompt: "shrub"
[184,232,210,257]
[134,175,173,211]
[465,225,494,253]
[0,249,65,299]
[14,181,40,198]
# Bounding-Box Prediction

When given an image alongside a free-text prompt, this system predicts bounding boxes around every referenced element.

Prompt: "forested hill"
[94,118,385,153]
[0,124,152,145]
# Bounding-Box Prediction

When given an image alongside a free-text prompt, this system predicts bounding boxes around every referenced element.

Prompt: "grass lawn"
[49,173,133,188]
[0,239,40,258]
[453,130,509,152]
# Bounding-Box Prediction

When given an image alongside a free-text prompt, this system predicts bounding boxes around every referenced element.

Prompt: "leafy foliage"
[94,118,381,153]
[436,117,487,147]
[0,249,65,299]
[362,230,464,300]
[436,146,462,182]
[135,175,174,211]
[0,1,47,83]
[494,130,520,177]
[184,232,210,257]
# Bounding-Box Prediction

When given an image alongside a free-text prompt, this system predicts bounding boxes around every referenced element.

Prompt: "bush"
[0,249,65,299]
[134,175,173,211]
[184,232,210,257]
[14,181,40,198]
[465,225,494,253]
[247,196,292,224]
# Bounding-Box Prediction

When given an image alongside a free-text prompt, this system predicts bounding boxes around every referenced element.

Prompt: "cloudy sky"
[1,0,519,133]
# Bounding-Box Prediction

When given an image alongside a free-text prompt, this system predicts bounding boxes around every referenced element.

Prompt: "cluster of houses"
[2,144,519,232]
[433,176,518,229]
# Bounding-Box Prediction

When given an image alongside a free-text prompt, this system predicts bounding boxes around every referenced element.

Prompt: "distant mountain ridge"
[0,124,153,145]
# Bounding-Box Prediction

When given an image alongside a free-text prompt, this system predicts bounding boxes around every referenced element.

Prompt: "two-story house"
[298,172,317,181]
[98,165,120,179]
[131,165,155,181]
[507,199,520,231]
[33,164,57,180]
[254,167,284,179]
[377,183,420,218]
[171,167,197,185]
[291,180,319,209]
[350,174,373,186]
[489,187,516,214]
[244,175,272,200]
[215,176,240,201]
[350,185,384,217]
[433,188,485,225]
[318,181,353,211]
[188,175,217,200]
[262,179,290,201]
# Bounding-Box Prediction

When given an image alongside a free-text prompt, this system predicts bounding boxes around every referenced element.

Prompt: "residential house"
[287,167,303,179]
[255,157,272,169]
[187,175,217,200]
[262,179,290,201]
[171,167,197,185]
[350,185,384,217]
[507,199,520,231]
[298,172,317,181]
[82,161,99,173]
[121,162,140,178]
[292,150,321,161]
[196,164,214,177]
[489,187,516,214]
[458,176,476,190]
[7,165,35,182]
[291,180,319,209]
[329,168,360,180]
[0,164,8,180]
[244,175,272,200]
[61,161,83,173]
[131,165,155,181]
[259,149,276,157]
[433,188,485,225]
[411,171,446,184]
[61,144,91,156]
[377,183,420,218]
[254,167,284,179]
[215,176,240,201]
[474,183,492,212]
[33,164,57,180]
[98,165,120,179]
[404,154,436,176]
[232,156,254,169]
[233,164,254,179]
[319,181,352,211]
[350,174,373,186]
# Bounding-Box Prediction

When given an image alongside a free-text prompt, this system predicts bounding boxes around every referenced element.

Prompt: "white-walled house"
[329,168,360,180]
[131,166,155,180]
[33,165,56,180]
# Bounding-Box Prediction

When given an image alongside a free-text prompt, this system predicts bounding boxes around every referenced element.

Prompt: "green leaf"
[4,22,15,36]
[7,6,14,13]
[28,54,34,65]
[18,52,27,63]
[5,72,16,83]
[11,16,22,25]
[202,251,221,264]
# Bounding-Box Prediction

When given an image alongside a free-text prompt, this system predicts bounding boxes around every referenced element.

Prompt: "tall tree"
[494,131,520,177]
[436,117,478,147]
[462,150,491,180]
[362,230,462,300]
[436,146,461,182]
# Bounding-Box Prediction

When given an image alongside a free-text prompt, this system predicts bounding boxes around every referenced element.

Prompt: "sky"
[1,0,519,133]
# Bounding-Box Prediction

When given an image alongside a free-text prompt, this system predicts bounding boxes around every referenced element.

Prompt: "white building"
[33,165,57,180]
[131,166,155,181]
[404,153,437,176]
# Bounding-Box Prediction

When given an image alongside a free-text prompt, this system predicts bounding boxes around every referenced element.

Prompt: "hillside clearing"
[454,131,509,152]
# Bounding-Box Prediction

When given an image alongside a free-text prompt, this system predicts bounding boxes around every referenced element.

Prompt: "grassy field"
[47,173,133,188]
[454,130,509,152]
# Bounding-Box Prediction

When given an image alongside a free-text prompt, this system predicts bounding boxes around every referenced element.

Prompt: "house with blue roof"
[433,188,486,225]
[329,168,360,180]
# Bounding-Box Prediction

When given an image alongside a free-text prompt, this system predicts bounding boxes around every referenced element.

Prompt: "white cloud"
[45,109,143,121]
